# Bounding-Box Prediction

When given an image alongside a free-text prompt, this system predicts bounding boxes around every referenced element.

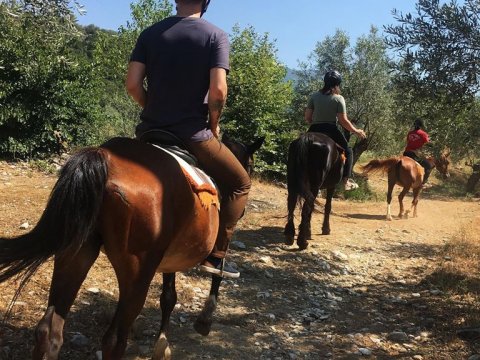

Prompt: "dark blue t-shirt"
[130,16,230,141]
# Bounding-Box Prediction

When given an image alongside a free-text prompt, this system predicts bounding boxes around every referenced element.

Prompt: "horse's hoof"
[153,334,171,360]
[297,241,309,250]
[386,216,393,221]
[285,235,294,246]
[457,327,480,341]
[322,229,330,235]
[193,319,212,336]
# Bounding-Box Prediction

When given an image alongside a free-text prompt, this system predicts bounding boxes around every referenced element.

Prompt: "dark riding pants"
[308,123,353,178]
[186,137,251,259]
[403,151,433,184]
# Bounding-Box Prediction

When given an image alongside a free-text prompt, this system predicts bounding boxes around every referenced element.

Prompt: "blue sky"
[76,0,418,69]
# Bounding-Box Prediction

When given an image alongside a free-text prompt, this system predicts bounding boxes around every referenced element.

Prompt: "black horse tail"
[361,157,400,175]
[0,147,108,294]
[288,133,326,209]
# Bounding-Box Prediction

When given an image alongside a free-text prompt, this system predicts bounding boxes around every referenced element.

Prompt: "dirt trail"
[0,162,479,359]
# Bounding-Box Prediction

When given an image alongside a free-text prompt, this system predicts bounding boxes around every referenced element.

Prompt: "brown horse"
[361,151,450,220]
[284,133,345,250]
[0,135,264,359]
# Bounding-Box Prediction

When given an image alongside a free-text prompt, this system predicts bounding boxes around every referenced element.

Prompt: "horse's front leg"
[321,188,335,235]
[284,191,297,246]
[152,273,177,360]
[194,275,222,336]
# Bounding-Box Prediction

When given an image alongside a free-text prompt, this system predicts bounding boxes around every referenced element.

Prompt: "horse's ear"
[443,147,451,158]
[222,132,231,142]
[248,136,265,154]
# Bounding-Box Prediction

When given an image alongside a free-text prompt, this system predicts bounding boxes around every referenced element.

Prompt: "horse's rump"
[100,137,217,272]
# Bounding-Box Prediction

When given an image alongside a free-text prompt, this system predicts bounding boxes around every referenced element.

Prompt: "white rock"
[19,222,30,230]
[87,287,100,294]
[358,348,372,356]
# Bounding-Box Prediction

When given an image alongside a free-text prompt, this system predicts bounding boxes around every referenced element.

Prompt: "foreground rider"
[305,70,367,190]
[125,0,248,278]
[403,118,433,186]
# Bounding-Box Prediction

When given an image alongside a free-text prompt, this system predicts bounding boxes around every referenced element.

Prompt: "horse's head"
[435,150,451,178]
[428,148,451,179]
[222,134,265,175]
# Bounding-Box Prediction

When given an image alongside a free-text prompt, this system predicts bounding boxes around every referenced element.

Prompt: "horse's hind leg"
[386,174,395,221]
[102,255,158,359]
[152,273,176,360]
[33,239,101,360]
[398,187,410,218]
[194,275,222,336]
[297,187,318,250]
[321,188,334,235]
[410,187,421,217]
[284,191,297,246]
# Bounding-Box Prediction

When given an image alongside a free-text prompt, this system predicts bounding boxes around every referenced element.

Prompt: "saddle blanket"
[153,145,220,209]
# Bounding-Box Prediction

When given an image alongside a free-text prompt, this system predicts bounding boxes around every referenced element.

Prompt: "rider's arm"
[304,108,313,124]
[125,61,147,108]
[208,67,227,138]
[337,113,366,139]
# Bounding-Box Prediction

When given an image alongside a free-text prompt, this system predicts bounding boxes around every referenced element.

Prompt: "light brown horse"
[361,151,450,220]
[0,135,264,359]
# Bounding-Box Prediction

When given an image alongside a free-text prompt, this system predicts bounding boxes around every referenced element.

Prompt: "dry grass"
[439,217,480,293]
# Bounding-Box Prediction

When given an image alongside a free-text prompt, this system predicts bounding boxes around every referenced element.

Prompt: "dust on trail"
[0,162,479,359]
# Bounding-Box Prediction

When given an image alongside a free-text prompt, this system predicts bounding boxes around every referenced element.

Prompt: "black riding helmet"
[201,0,211,16]
[324,70,342,88]
[414,118,425,130]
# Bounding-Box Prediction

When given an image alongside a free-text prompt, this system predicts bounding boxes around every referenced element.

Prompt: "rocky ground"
[0,160,480,360]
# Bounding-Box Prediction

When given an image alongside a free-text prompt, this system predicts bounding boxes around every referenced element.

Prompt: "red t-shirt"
[405,129,429,151]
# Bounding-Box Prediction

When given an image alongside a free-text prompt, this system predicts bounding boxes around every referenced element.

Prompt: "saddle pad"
[153,145,219,209]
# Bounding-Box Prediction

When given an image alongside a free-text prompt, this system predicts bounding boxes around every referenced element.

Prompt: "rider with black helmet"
[126,0,247,278]
[403,118,433,186]
[305,70,367,191]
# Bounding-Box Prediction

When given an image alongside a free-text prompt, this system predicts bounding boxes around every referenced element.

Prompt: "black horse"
[284,132,345,250]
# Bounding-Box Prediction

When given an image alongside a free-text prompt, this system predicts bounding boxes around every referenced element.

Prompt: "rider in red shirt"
[403,118,433,185]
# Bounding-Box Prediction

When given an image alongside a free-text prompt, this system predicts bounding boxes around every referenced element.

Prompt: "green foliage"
[86,0,173,143]
[0,0,101,158]
[222,26,294,177]
[385,0,480,159]
[293,29,396,164]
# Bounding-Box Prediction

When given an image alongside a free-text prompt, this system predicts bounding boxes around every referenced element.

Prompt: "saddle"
[138,129,198,166]
[138,129,219,209]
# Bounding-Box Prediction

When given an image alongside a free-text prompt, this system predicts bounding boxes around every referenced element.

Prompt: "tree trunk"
[352,138,369,167]
[466,164,480,194]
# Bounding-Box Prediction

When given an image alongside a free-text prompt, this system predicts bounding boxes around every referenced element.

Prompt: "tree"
[384,0,480,159]
[222,26,294,177]
[0,0,101,157]
[87,0,173,143]
[293,29,395,166]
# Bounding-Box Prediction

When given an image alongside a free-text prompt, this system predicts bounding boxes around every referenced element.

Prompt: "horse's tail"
[361,157,400,175]
[0,147,108,291]
[287,133,325,207]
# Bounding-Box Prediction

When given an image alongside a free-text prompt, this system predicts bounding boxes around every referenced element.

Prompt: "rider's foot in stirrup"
[199,255,240,279]
[344,178,359,191]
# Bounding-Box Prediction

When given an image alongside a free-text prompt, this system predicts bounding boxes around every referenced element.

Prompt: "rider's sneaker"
[344,178,359,191]
[199,255,240,279]
[422,182,432,189]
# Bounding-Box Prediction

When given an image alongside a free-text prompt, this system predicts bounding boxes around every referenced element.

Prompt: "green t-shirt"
[307,92,346,124]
